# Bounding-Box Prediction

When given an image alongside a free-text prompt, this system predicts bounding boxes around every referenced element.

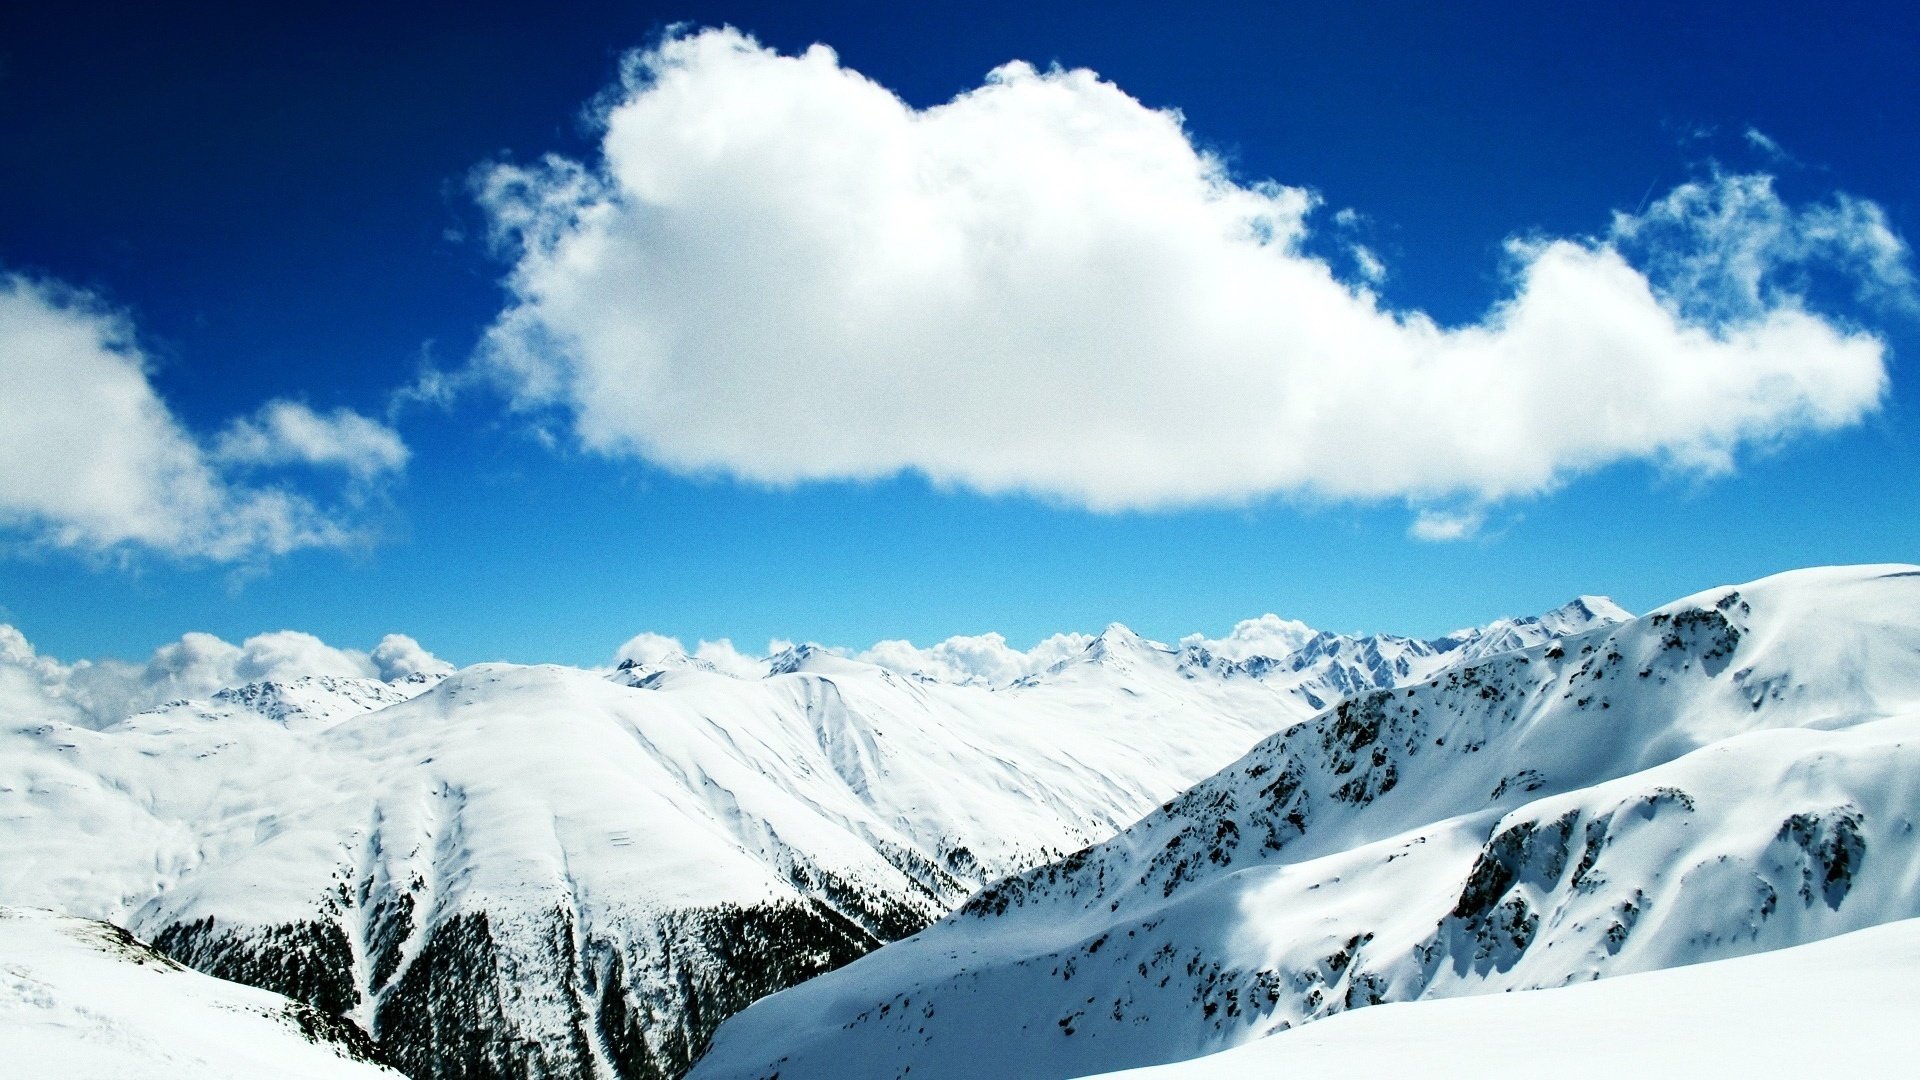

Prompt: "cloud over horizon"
[479,28,1905,528]
[608,612,1350,688]
[612,630,777,678]
[0,274,408,561]
[0,622,452,730]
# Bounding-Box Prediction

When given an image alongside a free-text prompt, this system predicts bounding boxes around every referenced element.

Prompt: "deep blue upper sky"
[2,0,1915,665]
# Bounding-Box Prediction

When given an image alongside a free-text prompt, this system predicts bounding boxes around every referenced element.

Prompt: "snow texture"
[0,907,400,1079]
[690,565,1920,1080]
[1078,916,1920,1079]
[0,601,1614,1076]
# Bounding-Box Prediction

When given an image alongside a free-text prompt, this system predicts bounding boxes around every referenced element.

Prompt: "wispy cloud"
[1408,507,1488,543]
[1613,168,1915,323]
[1744,126,1789,162]
[215,400,409,481]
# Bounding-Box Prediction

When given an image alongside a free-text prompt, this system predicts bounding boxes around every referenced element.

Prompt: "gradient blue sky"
[2,0,1915,665]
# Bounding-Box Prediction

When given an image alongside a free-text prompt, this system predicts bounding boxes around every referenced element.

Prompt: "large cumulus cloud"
[477,28,1903,526]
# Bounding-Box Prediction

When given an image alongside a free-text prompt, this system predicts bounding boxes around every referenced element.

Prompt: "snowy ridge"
[0,907,401,1079]
[689,565,1920,1080]
[197,673,438,729]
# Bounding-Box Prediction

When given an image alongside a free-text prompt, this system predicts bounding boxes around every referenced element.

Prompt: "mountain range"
[0,596,1625,1077]
[25,568,1920,1078]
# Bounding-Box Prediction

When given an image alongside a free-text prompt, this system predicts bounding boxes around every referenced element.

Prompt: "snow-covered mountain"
[0,907,402,1079]
[1077,916,1920,1079]
[166,672,441,729]
[0,600,1619,1079]
[1173,595,1631,710]
[688,565,1920,1080]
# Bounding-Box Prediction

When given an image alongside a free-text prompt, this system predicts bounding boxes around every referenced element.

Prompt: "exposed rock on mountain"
[1074,916,1920,1079]
[688,565,1920,1080]
[0,599,1624,1079]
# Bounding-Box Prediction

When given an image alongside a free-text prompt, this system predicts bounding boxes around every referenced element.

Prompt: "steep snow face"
[689,565,1920,1080]
[0,907,400,1079]
[1077,916,1920,1079]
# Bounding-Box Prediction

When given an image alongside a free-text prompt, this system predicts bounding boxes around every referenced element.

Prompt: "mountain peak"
[763,643,822,676]
[1084,623,1173,664]
[764,643,874,677]
[1540,594,1634,634]
[613,647,722,684]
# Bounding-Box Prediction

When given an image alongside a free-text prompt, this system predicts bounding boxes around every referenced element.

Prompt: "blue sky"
[1,0,1915,667]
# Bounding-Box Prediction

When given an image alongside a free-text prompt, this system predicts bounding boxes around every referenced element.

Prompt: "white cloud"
[478,28,1902,516]
[0,624,92,727]
[613,631,692,668]
[132,630,248,704]
[609,624,1095,686]
[0,622,449,728]
[386,360,464,415]
[611,631,775,678]
[1351,244,1387,284]
[215,400,408,480]
[1408,507,1488,542]
[1613,170,1915,321]
[691,638,771,678]
[1179,614,1317,661]
[0,274,405,560]
[1744,127,1788,161]
[858,631,1093,686]
[370,633,456,680]
[232,630,380,682]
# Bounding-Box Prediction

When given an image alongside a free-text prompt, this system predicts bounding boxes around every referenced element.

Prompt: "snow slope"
[689,565,1920,1080]
[0,603,1616,1079]
[1078,916,1920,1079]
[0,907,401,1079]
